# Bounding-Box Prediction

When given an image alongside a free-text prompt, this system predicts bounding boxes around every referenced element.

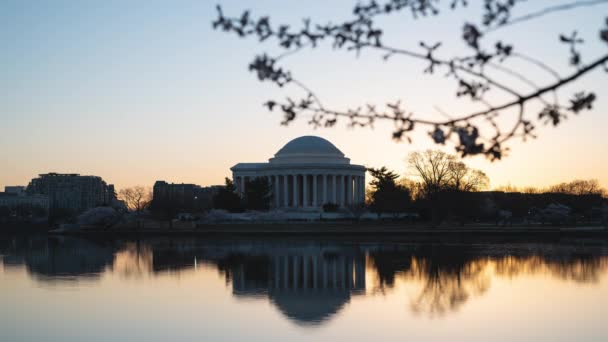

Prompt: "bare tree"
[408,150,488,195]
[213,1,608,160]
[408,150,456,195]
[449,162,490,191]
[118,186,152,213]
[548,179,605,195]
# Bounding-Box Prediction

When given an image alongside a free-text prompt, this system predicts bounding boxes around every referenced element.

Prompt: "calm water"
[1,235,608,341]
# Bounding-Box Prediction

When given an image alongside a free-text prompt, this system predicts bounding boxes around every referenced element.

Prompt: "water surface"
[1,235,608,341]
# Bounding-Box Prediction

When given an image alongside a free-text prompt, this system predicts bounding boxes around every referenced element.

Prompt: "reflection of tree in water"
[111,242,153,279]
[368,243,608,317]
[215,253,271,292]
[368,245,491,315]
[494,254,608,284]
[368,249,412,288]
[408,257,491,316]
[406,250,490,315]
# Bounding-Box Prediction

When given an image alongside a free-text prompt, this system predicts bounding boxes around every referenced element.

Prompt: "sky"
[1,0,607,191]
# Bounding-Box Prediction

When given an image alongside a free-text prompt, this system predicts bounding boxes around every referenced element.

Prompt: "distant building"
[0,192,49,212]
[4,186,26,195]
[152,181,221,212]
[231,136,366,210]
[26,173,116,213]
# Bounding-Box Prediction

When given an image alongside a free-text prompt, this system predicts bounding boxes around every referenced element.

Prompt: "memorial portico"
[231,136,366,210]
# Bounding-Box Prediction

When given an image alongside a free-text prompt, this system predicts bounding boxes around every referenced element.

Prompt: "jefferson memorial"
[231,136,366,210]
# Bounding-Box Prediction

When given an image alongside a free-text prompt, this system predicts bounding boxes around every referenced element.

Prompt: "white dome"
[269,136,349,164]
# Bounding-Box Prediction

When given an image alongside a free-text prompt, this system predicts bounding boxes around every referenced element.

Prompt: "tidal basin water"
[2,235,608,341]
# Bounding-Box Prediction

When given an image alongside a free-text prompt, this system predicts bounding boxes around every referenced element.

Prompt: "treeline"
[0,204,47,223]
[367,150,491,223]
[495,179,606,196]
[366,150,606,225]
[212,178,272,212]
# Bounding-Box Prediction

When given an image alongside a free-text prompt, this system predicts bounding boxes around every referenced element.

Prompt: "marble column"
[292,174,298,207]
[283,256,289,288]
[303,174,308,207]
[347,175,353,205]
[339,175,345,207]
[312,174,318,207]
[266,175,271,206]
[332,174,337,203]
[322,261,328,289]
[274,175,280,207]
[283,175,288,207]
[293,256,300,289]
[322,174,328,205]
[303,257,309,290]
[353,175,359,204]
[274,256,280,289]
[313,255,318,290]
[332,261,338,288]
[353,176,361,204]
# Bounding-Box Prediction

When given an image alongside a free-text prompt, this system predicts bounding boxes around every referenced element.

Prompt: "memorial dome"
[269,136,348,164]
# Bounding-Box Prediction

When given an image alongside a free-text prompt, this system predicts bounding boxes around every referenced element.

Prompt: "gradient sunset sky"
[1,0,607,191]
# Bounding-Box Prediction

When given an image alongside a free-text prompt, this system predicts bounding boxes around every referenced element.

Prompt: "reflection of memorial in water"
[228,246,366,325]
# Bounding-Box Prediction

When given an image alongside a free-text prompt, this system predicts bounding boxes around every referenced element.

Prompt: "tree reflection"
[112,242,153,279]
[408,257,491,316]
[494,254,608,283]
[367,243,608,317]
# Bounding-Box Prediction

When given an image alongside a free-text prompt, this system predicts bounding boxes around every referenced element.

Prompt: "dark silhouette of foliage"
[406,150,488,224]
[244,177,272,211]
[368,167,412,215]
[548,179,605,196]
[213,1,608,160]
[149,197,180,225]
[0,206,9,219]
[0,205,47,223]
[118,186,152,213]
[48,208,76,224]
[408,150,489,200]
[213,178,245,212]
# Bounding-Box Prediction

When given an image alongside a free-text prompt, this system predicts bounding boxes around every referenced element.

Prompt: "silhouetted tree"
[408,150,488,224]
[409,150,488,196]
[213,178,244,212]
[48,208,75,224]
[448,162,490,192]
[0,206,9,219]
[213,1,608,160]
[548,179,605,196]
[118,186,152,213]
[149,196,180,227]
[368,167,412,216]
[244,177,272,211]
[408,150,456,197]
